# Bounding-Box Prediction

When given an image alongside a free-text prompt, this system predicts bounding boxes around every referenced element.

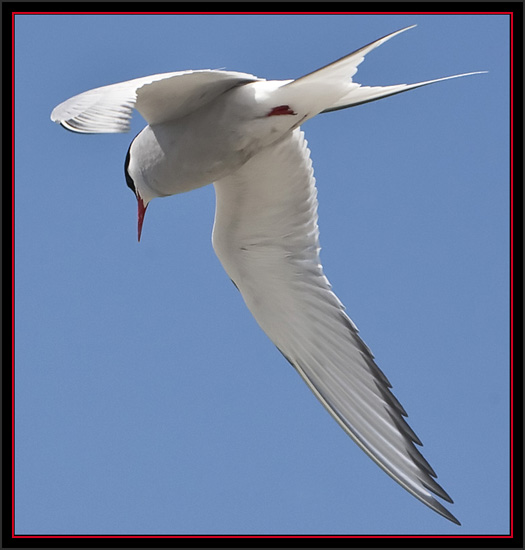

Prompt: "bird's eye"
[124,144,136,195]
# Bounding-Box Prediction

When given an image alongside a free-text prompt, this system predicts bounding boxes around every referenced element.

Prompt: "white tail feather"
[323,71,488,112]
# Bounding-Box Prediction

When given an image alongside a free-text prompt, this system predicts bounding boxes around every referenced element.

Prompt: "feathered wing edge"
[213,129,460,525]
[50,69,260,134]
[290,352,461,525]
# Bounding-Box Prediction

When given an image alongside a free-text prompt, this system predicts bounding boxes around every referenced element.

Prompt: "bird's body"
[127,82,295,199]
[51,25,483,526]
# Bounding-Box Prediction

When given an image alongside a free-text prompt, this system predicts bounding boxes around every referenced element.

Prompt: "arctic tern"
[51,25,484,525]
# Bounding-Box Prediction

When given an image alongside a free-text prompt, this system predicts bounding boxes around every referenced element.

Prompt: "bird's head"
[124,142,155,242]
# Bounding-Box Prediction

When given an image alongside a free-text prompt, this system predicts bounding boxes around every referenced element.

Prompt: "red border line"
[10,534,517,539]
[508,9,514,539]
[11,10,515,540]
[12,11,514,16]
[12,9,16,540]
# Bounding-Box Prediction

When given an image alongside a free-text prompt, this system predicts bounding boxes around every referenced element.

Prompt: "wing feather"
[51,69,260,133]
[212,129,459,524]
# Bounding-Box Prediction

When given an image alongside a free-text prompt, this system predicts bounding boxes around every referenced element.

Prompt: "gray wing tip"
[59,121,83,134]
[421,473,455,504]
[56,119,130,134]
[428,496,461,525]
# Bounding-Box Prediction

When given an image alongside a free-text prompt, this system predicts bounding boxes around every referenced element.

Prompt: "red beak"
[137,197,148,242]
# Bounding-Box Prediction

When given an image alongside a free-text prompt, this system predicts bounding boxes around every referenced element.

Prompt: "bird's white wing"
[50,69,260,133]
[212,128,459,525]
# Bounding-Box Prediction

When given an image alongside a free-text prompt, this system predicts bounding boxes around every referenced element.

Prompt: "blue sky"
[14,13,510,536]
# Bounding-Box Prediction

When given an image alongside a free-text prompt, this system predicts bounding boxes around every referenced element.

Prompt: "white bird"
[51,25,483,526]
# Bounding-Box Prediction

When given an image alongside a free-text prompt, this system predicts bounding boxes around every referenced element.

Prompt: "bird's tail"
[281,25,485,115]
[321,72,487,113]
